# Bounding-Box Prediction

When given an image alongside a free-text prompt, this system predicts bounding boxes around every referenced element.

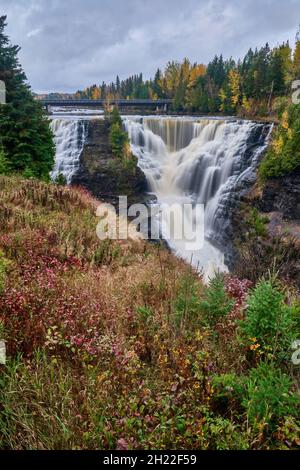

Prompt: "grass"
[0,176,299,450]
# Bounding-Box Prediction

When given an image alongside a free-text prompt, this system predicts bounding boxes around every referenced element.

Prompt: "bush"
[243,362,299,429]
[202,416,249,450]
[212,373,245,413]
[55,173,67,186]
[240,279,297,357]
[22,167,36,179]
[200,274,234,326]
[246,208,269,238]
[0,145,10,175]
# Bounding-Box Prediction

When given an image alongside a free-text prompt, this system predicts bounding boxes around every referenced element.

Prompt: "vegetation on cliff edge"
[260,104,300,179]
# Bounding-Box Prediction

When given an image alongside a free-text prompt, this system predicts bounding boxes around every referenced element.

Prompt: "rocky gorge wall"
[255,167,300,221]
[71,119,146,205]
[229,165,300,286]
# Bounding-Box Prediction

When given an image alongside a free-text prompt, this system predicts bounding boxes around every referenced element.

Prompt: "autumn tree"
[293,30,300,78]
[228,69,241,110]
[75,34,299,117]
[91,86,101,100]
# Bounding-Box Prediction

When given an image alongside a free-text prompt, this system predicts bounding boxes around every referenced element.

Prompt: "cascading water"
[49,111,271,279]
[50,118,87,183]
[124,116,271,279]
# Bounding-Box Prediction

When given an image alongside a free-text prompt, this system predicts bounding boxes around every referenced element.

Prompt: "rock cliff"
[255,167,300,221]
[72,119,146,204]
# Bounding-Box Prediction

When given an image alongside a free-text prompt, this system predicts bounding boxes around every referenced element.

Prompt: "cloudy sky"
[2,0,300,93]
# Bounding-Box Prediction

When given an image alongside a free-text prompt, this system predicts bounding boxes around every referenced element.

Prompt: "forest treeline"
[75,37,300,116]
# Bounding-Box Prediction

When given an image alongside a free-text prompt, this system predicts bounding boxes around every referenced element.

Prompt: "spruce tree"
[0,15,54,180]
[152,69,163,98]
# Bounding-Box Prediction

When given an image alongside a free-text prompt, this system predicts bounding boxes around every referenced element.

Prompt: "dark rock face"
[228,163,300,275]
[208,123,272,254]
[255,167,300,221]
[71,119,146,204]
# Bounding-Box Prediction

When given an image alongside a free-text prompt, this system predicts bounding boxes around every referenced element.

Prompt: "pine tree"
[253,44,271,99]
[111,106,122,126]
[0,15,54,180]
[152,69,163,98]
[116,75,120,95]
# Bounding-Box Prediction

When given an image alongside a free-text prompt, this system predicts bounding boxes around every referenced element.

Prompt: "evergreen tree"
[0,141,9,174]
[240,48,255,98]
[111,106,122,126]
[269,49,286,97]
[75,35,298,117]
[116,75,120,95]
[0,16,54,180]
[152,69,163,98]
[253,44,271,99]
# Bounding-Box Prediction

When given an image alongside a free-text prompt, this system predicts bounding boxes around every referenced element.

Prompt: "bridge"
[39,98,173,112]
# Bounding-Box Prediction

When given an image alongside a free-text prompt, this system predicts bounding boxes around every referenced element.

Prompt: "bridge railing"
[39,98,173,107]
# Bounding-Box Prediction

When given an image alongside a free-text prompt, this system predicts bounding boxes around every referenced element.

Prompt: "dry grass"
[0,176,299,450]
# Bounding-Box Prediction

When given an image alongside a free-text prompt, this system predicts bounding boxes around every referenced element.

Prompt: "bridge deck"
[39,99,172,107]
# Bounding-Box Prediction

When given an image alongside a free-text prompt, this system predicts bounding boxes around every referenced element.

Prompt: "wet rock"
[255,167,300,221]
[71,119,147,205]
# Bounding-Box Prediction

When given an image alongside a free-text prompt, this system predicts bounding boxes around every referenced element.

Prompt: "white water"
[50,106,104,116]
[50,118,87,184]
[124,116,270,279]
[49,111,270,279]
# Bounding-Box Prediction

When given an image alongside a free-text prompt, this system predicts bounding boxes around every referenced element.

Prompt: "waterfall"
[50,118,87,184]
[124,116,271,279]
[49,112,271,279]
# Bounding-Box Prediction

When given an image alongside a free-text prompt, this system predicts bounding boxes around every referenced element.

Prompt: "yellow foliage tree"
[228,69,241,109]
[219,88,227,113]
[91,87,101,100]
[188,64,206,87]
[272,134,284,155]
[242,95,252,114]
[181,58,191,82]
[162,61,181,97]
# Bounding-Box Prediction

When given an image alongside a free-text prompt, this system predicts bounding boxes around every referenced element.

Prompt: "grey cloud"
[1,0,299,92]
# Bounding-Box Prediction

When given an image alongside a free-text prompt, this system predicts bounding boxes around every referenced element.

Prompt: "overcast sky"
[2,0,300,93]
